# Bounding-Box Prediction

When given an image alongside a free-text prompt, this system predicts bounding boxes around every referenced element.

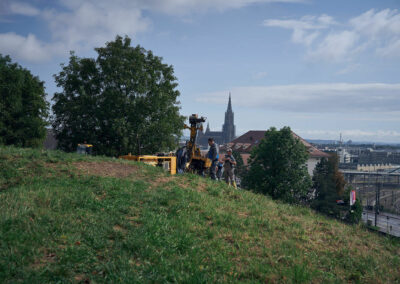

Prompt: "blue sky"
[1,0,400,142]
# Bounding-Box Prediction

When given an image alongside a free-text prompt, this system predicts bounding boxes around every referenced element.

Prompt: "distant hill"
[306,139,400,146]
[306,139,338,145]
[1,146,399,283]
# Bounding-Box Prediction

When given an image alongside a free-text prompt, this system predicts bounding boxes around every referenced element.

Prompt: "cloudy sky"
[1,0,400,143]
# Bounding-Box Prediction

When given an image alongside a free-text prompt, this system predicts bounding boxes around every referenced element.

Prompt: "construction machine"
[76,143,93,155]
[119,153,177,174]
[120,114,211,175]
[176,114,211,175]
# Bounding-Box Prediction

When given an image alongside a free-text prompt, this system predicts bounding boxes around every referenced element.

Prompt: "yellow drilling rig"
[120,114,211,175]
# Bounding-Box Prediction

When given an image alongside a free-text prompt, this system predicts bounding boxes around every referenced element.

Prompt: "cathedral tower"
[222,93,236,143]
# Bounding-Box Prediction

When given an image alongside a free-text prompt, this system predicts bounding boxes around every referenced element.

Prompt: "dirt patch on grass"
[74,274,90,283]
[128,220,142,227]
[31,251,57,270]
[72,162,138,178]
[175,176,208,192]
[237,211,249,218]
[150,176,174,187]
[113,225,127,233]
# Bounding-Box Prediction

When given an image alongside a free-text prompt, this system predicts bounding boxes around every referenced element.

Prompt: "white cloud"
[0,32,64,62]
[0,0,151,62]
[264,14,335,46]
[0,0,307,62]
[309,30,360,62]
[350,9,400,38]
[139,0,305,15]
[253,71,268,79]
[264,9,400,61]
[377,38,400,57]
[1,0,304,62]
[263,14,334,30]
[196,83,400,113]
[43,1,150,50]
[8,1,40,16]
[336,63,361,75]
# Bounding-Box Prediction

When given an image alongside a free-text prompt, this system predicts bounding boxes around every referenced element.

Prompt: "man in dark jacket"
[207,137,219,180]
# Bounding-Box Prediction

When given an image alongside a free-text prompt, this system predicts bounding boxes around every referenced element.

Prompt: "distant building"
[197,94,236,146]
[221,130,330,176]
[337,147,358,164]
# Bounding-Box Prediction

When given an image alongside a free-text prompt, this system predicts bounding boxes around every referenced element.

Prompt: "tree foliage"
[244,126,312,204]
[232,150,246,177]
[52,36,185,156]
[0,55,49,147]
[311,154,346,218]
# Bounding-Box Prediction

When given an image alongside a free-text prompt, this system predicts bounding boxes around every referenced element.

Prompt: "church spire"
[222,92,235,143]
[227,92,232,112]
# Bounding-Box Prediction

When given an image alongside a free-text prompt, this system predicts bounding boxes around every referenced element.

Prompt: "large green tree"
[52,36,185,156]
[311,154,346,218]
[0,55,49,147]
[244,127,312,204]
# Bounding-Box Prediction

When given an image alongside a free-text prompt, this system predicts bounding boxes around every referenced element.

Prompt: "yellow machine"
[120,114,211,176]
[179,114,211,174]
[119,154,177,175]
[76,143,93,155]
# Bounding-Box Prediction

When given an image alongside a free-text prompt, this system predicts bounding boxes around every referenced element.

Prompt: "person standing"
[207,138,219,180]
[223,148,237,188]
[216,161,224,181]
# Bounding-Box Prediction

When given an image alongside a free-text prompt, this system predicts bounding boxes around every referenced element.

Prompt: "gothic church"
[197,94,236,147]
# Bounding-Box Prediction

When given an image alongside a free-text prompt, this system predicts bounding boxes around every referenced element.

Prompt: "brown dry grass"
[71,161,138,178]
[31,249,57,270]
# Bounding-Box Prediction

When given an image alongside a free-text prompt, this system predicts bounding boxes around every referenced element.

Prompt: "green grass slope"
[1,146,399,283]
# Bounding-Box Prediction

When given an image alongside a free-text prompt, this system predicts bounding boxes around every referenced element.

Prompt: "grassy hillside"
[1,146,399,283]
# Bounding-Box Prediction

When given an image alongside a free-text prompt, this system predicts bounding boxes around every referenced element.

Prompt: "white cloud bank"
[0,32,64,62]
[264,9,400,61]
[43,1,150,50]
[0,0,151,62]
[0,0,304,62]
[8,1,40,16]
[196,83,400,113]
[138,0,304,15]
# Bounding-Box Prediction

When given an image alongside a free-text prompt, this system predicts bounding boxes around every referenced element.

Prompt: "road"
[362,210,400,237]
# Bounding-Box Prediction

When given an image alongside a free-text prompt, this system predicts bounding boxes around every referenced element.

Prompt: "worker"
[216,161,224,181]
[207,137,219,180]
[176,146,187,174]
[223,148,237,188]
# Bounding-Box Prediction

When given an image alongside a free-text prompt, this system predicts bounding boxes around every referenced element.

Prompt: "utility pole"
[375,176,381,227]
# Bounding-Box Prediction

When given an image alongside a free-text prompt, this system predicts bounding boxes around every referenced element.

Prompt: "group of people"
[207,137,237,188]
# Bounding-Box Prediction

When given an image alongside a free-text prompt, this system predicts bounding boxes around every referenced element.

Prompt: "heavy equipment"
[176,114,211,175]
[76,143,93,155]
[119,153,177,175]
[120,114,211,175]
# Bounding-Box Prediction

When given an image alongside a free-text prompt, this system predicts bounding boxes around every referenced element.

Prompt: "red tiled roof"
[222,130,329,158]
[231,130,266,144]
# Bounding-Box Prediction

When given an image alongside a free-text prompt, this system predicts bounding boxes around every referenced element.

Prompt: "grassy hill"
[1,146,399,283]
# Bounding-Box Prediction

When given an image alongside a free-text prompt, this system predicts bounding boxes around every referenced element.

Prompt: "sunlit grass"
[1,146,399,283]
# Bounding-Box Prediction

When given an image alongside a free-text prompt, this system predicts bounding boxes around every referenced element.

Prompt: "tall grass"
[0,146,399,283]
